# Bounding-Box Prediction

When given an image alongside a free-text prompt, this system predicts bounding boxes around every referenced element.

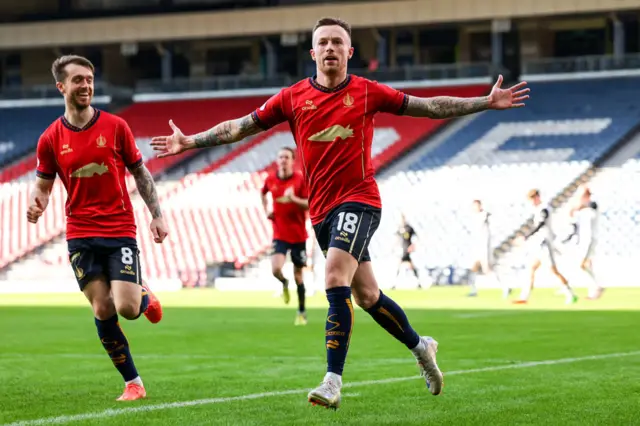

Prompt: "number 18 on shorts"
[312,202,381,263]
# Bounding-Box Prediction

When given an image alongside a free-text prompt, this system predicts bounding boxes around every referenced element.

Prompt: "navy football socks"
[365,291,420,349]
[325,287,354,376]
[95,314,139,381]
[296,282,306,313]
[135,288,150,319]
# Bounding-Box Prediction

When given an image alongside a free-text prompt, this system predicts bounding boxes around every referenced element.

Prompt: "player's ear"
[310,48,316,61]
[55,81,65,95]
[348,46,354,60]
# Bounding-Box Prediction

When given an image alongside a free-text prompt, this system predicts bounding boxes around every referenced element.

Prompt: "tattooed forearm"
[404,95,491,119]
[132,165,162,219]
[193,114,262,149]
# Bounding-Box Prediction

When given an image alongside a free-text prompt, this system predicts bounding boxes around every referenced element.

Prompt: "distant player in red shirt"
[261,147,310,325]
[26,55,168,402]
[151,18,529,409]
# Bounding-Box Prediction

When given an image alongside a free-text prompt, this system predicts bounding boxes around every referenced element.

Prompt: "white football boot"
[412,336,444,395]
[307,372,342,409]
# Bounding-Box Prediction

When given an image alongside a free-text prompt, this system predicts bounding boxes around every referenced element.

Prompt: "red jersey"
[252,74,407,224]
[36,109,143,240]
[262,170,308,243]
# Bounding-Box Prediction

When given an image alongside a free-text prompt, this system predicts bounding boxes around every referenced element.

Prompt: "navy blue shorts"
[67,237,141,291]
[312,202,381,263]
[272,240,307,268]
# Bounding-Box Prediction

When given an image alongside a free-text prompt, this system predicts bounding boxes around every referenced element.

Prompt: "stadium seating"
[369,77,640,277]
[0,96,275,271]
[571,155,640,282]
[1,84,489,285]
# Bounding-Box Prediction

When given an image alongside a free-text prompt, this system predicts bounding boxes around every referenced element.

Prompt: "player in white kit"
[564,187,602,299]
[514,189,577,304]
[467,200,506,297]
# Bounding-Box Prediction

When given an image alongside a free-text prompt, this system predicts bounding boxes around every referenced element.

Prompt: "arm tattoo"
[132,165,162,219]
[194,114,261,149]
[404,95,490,119]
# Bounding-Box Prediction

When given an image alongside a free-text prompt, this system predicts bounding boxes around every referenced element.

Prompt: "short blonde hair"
[527,189,540,199]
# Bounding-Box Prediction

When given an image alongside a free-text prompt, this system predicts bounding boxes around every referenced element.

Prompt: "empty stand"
[370,77,640,278]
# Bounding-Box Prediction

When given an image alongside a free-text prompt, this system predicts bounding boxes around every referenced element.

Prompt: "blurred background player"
[151,16,529,410]
[564,187,602,299]
[394,213,421,289]
[515,189,576,305]
[261,147,309,325]
[26,55,168,401]
[467,200,506,297]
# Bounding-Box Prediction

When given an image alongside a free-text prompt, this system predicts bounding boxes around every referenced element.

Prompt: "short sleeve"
[121,120,143,170]
[251,89,288,131]
[261,176,270,195]
[370,81,408,115]
[297,176,308,198]
[36,134,57,180]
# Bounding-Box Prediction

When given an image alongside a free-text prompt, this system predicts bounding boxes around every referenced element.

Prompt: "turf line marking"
[5,350,640,426]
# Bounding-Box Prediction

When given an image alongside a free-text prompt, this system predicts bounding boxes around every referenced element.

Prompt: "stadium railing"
[522,53,640,77]
[134,63,493,93]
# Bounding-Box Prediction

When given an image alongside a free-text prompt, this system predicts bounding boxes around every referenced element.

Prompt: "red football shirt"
[252,74,407,224]
[262,170,308,243]
[36,109,143,240]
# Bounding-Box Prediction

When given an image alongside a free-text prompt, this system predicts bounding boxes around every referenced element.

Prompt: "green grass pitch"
[0,286,638,425]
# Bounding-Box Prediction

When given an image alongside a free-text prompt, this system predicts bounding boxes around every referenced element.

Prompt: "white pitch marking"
[5,350,640,426]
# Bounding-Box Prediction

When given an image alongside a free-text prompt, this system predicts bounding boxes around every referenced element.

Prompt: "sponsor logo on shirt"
[61,144,73,155]
[71,162,109,178]
[308,124,354,142]
[302,100,317,111]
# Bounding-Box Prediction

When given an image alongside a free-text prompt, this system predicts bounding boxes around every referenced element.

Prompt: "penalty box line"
[5,350,640,426]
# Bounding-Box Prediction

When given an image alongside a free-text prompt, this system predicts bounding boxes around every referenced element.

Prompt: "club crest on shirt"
[308,125,354,142]
[96,134,107,148]
[343,93,354,107]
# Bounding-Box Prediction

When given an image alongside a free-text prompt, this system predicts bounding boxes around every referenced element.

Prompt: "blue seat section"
[408,78,640,171]
[0,104,108,169]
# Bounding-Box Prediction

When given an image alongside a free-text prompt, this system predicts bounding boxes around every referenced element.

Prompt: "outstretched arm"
[403,75,529,119]
[404,95,491,119]
[191,114,262,149]
[151,114,263,158]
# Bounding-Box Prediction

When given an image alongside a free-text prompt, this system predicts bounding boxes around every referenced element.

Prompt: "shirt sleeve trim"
[251,111,270,131]
[126,158,144,171]
[397,94,409,116]
[36,170,56,180]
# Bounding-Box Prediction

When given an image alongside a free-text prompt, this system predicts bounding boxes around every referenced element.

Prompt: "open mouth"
[324,56,338,63]
[77,93,90,100]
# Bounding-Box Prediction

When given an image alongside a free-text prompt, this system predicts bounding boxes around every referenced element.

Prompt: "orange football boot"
[116,383,147,401]
[142,283,163,324]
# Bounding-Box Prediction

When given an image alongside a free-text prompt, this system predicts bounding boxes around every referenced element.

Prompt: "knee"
[352,286,380,310]
[271,267,282,278]
[294,267,304,284]
[115,299,139,320]
[92,298,116,320]
[325,270,350,290]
